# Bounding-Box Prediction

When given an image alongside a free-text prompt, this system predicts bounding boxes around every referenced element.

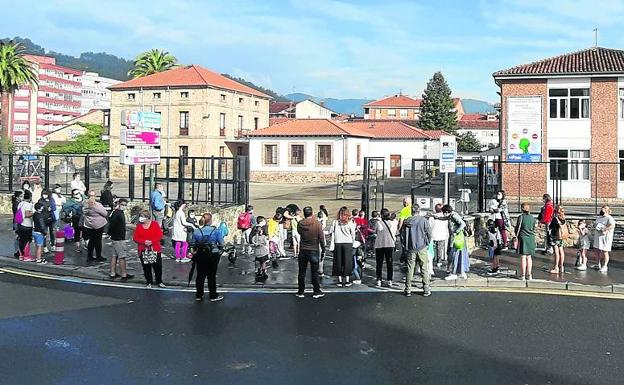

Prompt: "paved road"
[0,272,622,385]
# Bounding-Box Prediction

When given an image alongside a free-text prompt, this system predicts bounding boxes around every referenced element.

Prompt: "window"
[569,150,590,180]
[127,93,135,100]
[102,110,110,128]
[254,117,259,130]
[239,97,244,104]
[219,146,225,157]
[179,111,189,136]
[238,115,243,130]
[399,109,408,118]
[237,146,243,156]
[264,144,278,165]
[620,150,624,181]
[549,149,590,181]
[387,109,396,117]
[220,94,226,102]
[290,144,305,165]
[153,92,161,99]
[548,88,589,119]
[220,113,226,136]
[180,146,189,165]
[254,100,259,107]
[317,144,332,166]
[180,91,189,99]
[356,144,361,166]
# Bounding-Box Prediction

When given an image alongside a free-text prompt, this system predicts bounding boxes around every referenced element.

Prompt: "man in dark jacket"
[37,189,56,253]
[296,206,325,299]
[108,199,133,281]
[403,204,432,297]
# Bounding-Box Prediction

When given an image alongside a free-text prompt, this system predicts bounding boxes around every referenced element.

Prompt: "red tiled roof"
[269,117,295,126]
[109,65,270,98]
[458,120,499,129]
[460,113,487,121]
[269,102,294,114]
[493,47,624,77]
[247,119,448,140]
[364,94,422,108]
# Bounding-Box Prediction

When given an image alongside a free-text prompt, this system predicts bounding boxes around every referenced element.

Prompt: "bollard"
[54,230,65,265]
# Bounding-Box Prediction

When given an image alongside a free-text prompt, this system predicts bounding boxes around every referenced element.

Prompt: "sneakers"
[404,290,412,297]
[295,293,305,298]
[344,281,353,287]
[376,280,382,287]
[575,264,587,271]
[195,297,202,302]
[386,280,393,287]
[312,292,325,299]
[180,258,192,263]
[520,275,526,282]
[36,259,47,264]
[461,272,468,279]
[436,262,442,268]
[488,267,499,275]
[175,259,182,263]
[423,291,431,297]
[600,265,609,273]
[120,274,134,281]
[43,247,50,254]
[527,275,533,281]
[445,274,458,281]
[158,283,166,288]
[210,295,224,302]
[352,280,362,285]
[146,283,152,288]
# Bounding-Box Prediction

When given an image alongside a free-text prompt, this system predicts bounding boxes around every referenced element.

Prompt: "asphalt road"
[0,272,622,385]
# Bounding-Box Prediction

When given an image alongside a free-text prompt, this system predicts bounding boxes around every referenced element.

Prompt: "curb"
[1,255,622,294]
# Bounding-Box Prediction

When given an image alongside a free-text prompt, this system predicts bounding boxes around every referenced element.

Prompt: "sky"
[2,0,624,102]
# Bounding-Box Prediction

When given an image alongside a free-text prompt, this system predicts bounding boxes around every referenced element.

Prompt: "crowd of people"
[8,176,619,301]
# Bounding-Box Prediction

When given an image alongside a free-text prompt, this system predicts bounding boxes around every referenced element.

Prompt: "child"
[32,203,48,264]
[487,219,502,274]
[576,219,590,271]
[252,216,269,279]
[186,209,197,258]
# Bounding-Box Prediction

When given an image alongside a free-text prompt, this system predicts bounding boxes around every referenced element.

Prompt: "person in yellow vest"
[397,196,412,264]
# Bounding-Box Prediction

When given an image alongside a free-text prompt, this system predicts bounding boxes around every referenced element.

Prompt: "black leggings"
[139,251,163,285]
[84,227,104,259]
[195,250,221,299]
[17,225,32,256]
[375,247,394,281]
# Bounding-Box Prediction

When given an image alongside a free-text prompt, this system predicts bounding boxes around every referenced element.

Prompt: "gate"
[361,157,385,217]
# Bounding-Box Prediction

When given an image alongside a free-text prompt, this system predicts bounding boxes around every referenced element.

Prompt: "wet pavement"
[0,271,622,385]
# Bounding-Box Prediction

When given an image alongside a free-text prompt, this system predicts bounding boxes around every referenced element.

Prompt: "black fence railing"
[0,154,249,207]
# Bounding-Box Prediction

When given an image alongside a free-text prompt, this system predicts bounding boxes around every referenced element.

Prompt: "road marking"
[2,267,623,299]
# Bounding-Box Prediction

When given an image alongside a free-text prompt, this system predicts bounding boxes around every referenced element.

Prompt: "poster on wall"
[507,96,542,162]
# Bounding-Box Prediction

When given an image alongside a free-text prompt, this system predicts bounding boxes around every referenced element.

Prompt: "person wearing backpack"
[237,205,256,254]
[37,189,57,253]
[549,205,568,274]
[191,213,226,302]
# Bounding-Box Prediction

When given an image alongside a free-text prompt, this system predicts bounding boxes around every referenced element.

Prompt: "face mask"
[497,194,502,199]
[23,185,29,190]
[138,216,147,223]
[599,210,605,216]
[189,214,196,219]
[258,221,266,227]
[54,188,60,193]
[42,194,48,199]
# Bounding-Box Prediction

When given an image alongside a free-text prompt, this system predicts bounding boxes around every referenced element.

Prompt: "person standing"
[330,207,357,287]
[108,199,133,281]
[11,190,23,258]
[63,189,84,252]
[70,172,86,196]
[16,191,34,261]
[443,205,469,280]
[296,206,326,298]
[594,206,616,272]
[548,206,568,274]
[291,209,302,259]
[172,201,195,263]
[429,203,449,268]
[150,183,166,228]
[515,202,536,281]
[51,184,66,229]
[403,205,432,297]
[133,210,165,288]
[100,181,115,214]
[374,208,397,287]
[82,190,108,263]
[538,194,555,254]
[236,205,256,254]
[31,203,49,264]
[317,205,329,230]
[192,213,225,302]
[37,189,56,253]
[397,196,412,264]
[489,190,510,250]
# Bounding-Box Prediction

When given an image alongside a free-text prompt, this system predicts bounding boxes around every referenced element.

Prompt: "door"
[390,155,401,177]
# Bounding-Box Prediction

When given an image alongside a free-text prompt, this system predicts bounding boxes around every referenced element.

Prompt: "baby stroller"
[269,240,280,268]
[222,242,237,264]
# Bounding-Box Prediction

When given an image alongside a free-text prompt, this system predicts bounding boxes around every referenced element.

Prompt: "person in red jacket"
[538,194,554,254]
[133,210,165,288]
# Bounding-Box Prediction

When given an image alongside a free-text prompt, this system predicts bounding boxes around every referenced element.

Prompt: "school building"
[493,46,624,200]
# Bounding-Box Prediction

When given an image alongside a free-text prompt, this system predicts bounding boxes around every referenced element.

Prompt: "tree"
[457,131,483,152]
[128,49,178,79]
[41,123,109,154]
[418,71,457,134]
[0,40,38,153]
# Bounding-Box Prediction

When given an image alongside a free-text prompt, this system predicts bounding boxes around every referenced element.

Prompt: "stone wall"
[250,171,363,184]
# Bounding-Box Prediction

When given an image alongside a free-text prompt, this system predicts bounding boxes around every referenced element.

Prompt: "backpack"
[14,206,24,225]
[557,218,570,240]
[237,212,251,230]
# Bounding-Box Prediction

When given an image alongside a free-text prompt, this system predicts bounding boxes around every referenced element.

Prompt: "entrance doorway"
[390,155,401,177]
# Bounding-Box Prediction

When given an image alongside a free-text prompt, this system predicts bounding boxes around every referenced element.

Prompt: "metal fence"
[0,154,249,207]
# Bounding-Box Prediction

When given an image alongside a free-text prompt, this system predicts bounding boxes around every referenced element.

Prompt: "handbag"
[382,220,398,252]
[453,231,465,249]
[328,221,336,252]
[512,214,523,250]
[142,247,158,264]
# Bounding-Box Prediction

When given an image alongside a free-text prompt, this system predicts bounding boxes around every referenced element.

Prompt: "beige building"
[108,65,270,159]
[363,94,464,120]
[43,109,107,144]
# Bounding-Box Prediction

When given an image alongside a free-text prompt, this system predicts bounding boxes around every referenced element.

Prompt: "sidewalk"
[0,218,623,293]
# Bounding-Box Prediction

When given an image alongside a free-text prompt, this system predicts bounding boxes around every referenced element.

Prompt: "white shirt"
[71,179,86,195]
[429,213,449,241]
[18,201,34,227]
[489,199,502,220]
[172,209,194,242]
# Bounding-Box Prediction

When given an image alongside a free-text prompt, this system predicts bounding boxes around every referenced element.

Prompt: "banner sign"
[507,96,542,162]
[121,110,161,129]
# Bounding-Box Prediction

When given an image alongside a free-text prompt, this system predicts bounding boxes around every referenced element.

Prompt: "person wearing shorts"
[31,202,48,264]
[108,199,133,281]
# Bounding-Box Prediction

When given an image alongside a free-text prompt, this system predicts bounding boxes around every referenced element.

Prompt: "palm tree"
[0,40,38,153]
[128,49,178,79]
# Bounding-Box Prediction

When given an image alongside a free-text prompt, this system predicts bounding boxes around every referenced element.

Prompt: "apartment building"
[2,55,82,151]
[80,72,120,114]
[457,113,500,150]
[364,94,464,120]
[493,46,624,199]
[269,99,336,119]
[108,64,270,159]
